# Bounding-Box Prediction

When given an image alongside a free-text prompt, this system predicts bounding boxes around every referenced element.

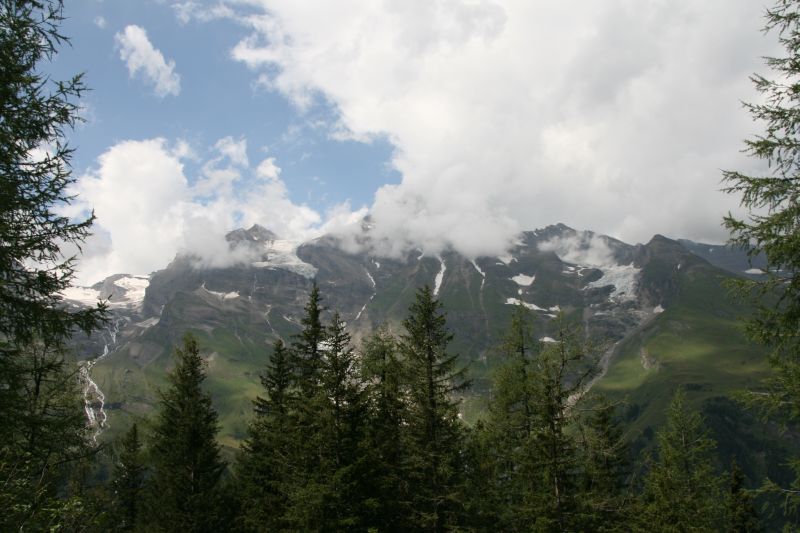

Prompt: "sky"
[50,0,778,285]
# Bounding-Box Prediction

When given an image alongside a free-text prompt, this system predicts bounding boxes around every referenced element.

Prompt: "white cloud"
[70,137,351,284]
[93,16,107,29]
[173,1,235,25]
[115,25,181,97]
[214,136,249,168]
[217,0,777,257]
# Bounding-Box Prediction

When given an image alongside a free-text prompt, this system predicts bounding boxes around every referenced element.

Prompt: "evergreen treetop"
[0,0,105,348]
[147,334,227,532]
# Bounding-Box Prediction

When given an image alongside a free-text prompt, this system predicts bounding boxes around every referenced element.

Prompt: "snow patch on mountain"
[202,284,240,301]
[356,267,377,322]
[511,274,535,286]
[251,239,318,278]
[471,260,485,278]
[112,276,149,305]
[434,257,446,296]
[62,286,102,306]
[539,232,639,302]
[505,298,559,313]
[587,264,639,301]
[497,252,515,265]
[62,275,149,310]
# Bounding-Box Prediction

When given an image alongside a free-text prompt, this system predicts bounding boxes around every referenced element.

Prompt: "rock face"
[64,223,750,442]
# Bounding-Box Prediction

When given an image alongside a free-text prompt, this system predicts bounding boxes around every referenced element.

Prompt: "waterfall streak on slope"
[433,257,446,296]
[356,268,377,321]
[80,317,123,444]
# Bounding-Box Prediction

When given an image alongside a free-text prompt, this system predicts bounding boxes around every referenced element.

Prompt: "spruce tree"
[577,398,630,531]
[238,339,295,531]
[111,423,145,531]
[281,284,330,529]
[638,390,724,531]
[146,334,227,532]
[291,280,325,392]
[360,327,410,531]
[315,312,369,530]
[400,285,469,532]
[479,304,539,530]
[525,320,600,531]
[726,459,761,533]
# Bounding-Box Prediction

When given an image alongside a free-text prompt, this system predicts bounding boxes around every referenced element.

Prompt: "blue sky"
[53,1,397,214]
[52,1,777,284]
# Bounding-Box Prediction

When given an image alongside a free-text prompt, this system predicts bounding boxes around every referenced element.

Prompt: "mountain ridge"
[65,222,768,455]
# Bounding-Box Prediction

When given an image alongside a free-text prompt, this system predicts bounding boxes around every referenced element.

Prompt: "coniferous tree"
[726,459,761,533]
[315,312,369,530]
[400,285,469,532]
[638,390,724,531]
[0,1,106,528]
[525,320,600,531]
[145,334,227,533]
[470,304,538,530]
[111,423,145,532]
[577,398,631,531]
[0,341,95,530]
[361,327,410,531]
[291,281,325,392]
[238,339,295,531]
[722,0,800,515]
[281,284,330,529]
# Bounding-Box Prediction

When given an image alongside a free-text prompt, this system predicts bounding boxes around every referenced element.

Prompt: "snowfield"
[251,239,318,278]
[62,275,150,310]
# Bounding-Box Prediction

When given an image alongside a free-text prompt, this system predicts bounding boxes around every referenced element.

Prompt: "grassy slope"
[594,259,776,464]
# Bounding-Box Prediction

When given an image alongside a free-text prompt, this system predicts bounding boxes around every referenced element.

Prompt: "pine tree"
[238,339,295,531]
[400,285,469,532]
[638,390,724,531]
[111,423,145,531]
[145,334,228,532]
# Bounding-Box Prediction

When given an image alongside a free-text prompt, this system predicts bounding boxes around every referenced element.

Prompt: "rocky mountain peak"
[225,224,279,246]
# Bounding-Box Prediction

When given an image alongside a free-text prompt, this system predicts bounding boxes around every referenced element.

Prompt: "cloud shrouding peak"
[221,0,776,257]
[115,25,181,97]
[67,136,358,285]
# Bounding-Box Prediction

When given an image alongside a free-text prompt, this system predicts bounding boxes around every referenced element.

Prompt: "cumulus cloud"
[212,0,777,258]
[115,25,181,97]
[69,137,353,284]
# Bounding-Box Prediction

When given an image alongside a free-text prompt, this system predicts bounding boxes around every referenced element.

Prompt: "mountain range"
[65,222,780,476]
